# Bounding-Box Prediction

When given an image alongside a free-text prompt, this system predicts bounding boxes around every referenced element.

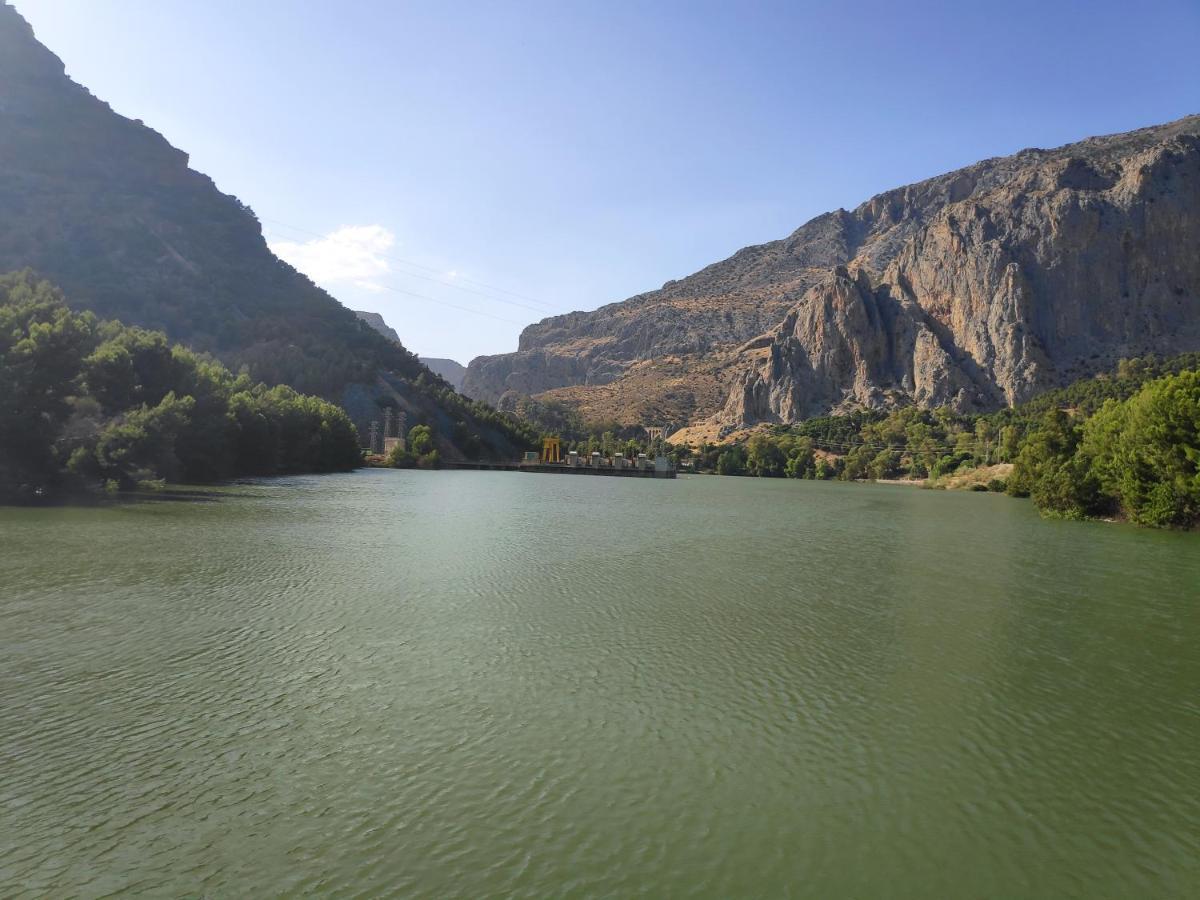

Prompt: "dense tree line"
[690,354,1200,528]
[1008,371,1200,527]
[1,272,361,500]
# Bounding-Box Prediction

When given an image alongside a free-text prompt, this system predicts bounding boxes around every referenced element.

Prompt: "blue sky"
[15,0,1200,362]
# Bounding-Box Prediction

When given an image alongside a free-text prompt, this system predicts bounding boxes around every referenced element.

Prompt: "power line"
[371,281,526,326]
[260,217,557,314]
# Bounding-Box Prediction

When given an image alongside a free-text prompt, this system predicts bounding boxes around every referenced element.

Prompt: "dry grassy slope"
[464,115,1200,434]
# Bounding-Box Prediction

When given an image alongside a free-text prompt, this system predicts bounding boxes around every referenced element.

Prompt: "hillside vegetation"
[0,272,362,500]
[0,4,536,462]
[686,354,1200,528]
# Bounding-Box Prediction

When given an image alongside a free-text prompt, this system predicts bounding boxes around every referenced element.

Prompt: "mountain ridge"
[355,310,468,392]
[463,114,1200,438]
[0,2,534,459]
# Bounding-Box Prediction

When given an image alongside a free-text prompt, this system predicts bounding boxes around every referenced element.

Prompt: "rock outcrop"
[355,310,403,344]
[464,115,1200,431]
[722,126,1200,426]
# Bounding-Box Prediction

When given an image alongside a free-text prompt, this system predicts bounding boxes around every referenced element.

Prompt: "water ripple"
[2,471,1198,897]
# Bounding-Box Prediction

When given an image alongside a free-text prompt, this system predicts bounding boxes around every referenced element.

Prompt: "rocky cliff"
[464,115,1200,434]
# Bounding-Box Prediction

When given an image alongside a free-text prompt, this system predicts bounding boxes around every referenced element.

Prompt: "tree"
[716,446,747,476]
[783,437,816,479]
[1082,371,1200,527]
[89,392,196,490]
[747,433,785,477]
[0,273,96,494]
[1,273,363,499]
[390,424,440,470]
[409,424,434,456]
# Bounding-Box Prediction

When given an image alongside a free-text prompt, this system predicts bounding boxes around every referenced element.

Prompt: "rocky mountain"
[0,3,533,458]
[419,358,467,392]
[355,310,468,395]
[464,115,1200,438]
[355,310,403,344]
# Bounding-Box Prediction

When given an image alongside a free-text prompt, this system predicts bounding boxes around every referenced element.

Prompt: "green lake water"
[1,470,1198,897]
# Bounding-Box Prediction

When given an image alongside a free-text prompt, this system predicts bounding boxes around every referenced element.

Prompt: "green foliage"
[0,274,97,495]
[387,424,442,470]
[1008,373,1200,526]
[88,391,196,490]
[1077,371,1200,527]
[692,354,1200,528]
[498,394,586,439]
[0,271,361,500]
[715,445,747,476]
[408,424,434,456]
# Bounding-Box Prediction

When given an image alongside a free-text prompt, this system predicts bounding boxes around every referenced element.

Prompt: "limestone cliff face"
[720,267,987,424]
[461,209,865,403]
[465,115,1200,428]
[722,125,1200,426]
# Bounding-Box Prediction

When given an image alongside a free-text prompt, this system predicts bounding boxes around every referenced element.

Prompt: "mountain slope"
[0,2,534,458]
[464,115,1200,436]
[355,311,468,395]
[354,310,403,344]
[419,358,467,392]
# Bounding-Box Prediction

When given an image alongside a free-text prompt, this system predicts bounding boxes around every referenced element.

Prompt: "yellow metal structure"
[541,436,562,463]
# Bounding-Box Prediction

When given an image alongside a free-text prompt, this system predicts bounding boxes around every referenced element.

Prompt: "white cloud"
[270,225,394,292]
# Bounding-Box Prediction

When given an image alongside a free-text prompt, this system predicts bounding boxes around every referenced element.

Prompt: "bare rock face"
[720,267,989,424]
[465,115,1200,428]
[719,125,1200,427]
[461,210,862,404]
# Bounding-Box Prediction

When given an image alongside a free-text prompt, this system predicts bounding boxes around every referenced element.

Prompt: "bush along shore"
[1,272,362,501]
[679,354,1200,529]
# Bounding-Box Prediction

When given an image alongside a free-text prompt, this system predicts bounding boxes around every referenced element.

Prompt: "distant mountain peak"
[354,310,402,344]
[419,358,467,393]
[354,311,468,392]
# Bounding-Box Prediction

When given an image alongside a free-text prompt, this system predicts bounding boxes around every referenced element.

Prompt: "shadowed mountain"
[0,2,534,458]
[419,358,467,393]
[355,310,468,395]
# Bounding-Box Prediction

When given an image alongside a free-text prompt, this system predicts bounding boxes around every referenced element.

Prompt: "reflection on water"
[1,471,1197,897]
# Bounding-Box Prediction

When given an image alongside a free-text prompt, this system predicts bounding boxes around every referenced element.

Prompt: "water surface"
[2,471,1198,897]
